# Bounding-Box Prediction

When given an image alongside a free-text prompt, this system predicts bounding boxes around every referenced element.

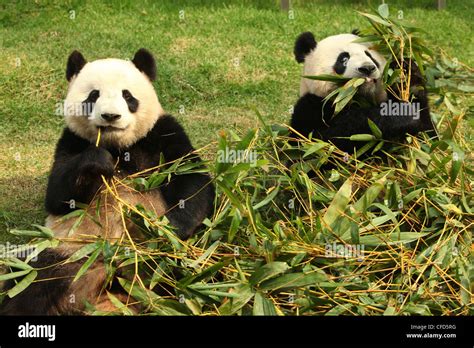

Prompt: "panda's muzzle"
[358,64,376,76]
[101,113,121,122]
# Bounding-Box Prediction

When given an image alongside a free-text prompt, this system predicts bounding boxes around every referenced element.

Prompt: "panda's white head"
[294,32,387,102]
[64,49,165,148]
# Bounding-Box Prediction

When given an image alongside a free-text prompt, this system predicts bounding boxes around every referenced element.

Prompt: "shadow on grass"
[0,176,46,244]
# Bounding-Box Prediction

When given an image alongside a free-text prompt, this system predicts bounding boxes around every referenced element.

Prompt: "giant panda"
[1,49,215,315]
[290,32,436,155]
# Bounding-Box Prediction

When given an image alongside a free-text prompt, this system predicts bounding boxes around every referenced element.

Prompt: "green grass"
[0,1,474,241]
[0,1,472,236]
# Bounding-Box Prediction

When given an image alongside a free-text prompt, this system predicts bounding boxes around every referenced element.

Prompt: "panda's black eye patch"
[122,89,139,113]
[365,50,380,68]
[81,89,99,115]
[84,89,100,103]
[334,52,350,75]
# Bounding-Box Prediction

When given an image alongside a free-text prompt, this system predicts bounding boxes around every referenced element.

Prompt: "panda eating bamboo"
[290,31,437,154]
[1,49,215,315]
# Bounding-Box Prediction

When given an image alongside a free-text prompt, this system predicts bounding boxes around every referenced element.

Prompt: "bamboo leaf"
[218,284,254,315]
[349,134,376,141]
[7,271,38,298]
[367,119,382,139]
[249,261,290,286]
[252,186,280,210]
[359,232,429,246]
[259,271,330,291]
[357,12,392,26]
[0,269,31,281]
[73,247,101,282]
[253,292,278,315]
[323,178,352,233]
[66,242,101,264]
[303,74,351,83]
[106,291,135,315]
[377,4,389,19]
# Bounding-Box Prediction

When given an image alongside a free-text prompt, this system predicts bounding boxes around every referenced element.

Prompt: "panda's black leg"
[0,249,106,315]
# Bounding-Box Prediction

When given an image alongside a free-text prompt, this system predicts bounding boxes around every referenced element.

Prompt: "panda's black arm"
[291,96,434,154]
[381,60,437,138]
[316,105,407,153]
[45,128,114,215]
[148,115,215,239]
[291,87,435,153]
[374,96,434,138]
[318,101,434,153]
[290,93,331,139]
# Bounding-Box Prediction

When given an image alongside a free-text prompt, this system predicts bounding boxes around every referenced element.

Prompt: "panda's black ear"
[66,50,87,81]
[294,32,317,63]
[132,48,157,81]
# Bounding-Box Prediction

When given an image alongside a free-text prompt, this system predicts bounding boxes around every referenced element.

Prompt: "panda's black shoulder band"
[143,114,195,162]
[294,32,317,63]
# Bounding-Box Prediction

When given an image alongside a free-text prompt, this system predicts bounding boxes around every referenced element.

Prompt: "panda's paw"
[390,60,425,88]
[408,63,425,90]
[78,147,115,180]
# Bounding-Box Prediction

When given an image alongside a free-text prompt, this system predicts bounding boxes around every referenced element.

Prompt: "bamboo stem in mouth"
[96,127,102,147]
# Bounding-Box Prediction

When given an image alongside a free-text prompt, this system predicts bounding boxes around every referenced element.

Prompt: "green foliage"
[0,1,472,316]
[2,109,472,314]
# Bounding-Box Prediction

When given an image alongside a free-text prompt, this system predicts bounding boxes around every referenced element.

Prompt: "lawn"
[0,0,472,239]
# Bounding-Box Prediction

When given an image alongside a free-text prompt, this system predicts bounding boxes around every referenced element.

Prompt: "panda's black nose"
[358,64,376,76]
[101,113,121,122]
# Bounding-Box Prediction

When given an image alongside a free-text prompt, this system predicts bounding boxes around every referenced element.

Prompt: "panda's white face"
[299,34,387,102]
[64,55,164,148]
